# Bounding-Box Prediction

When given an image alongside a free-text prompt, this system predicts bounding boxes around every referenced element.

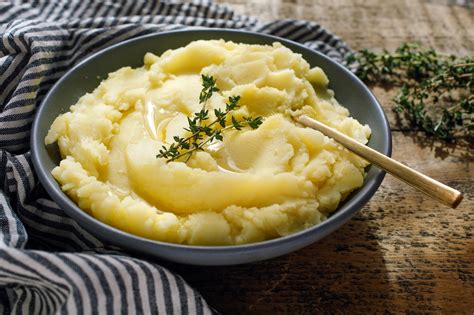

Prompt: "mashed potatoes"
[45,40,371,245]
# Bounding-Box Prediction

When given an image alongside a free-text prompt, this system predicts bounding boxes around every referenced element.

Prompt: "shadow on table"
[162,212,393,314]
[408,133,472,160]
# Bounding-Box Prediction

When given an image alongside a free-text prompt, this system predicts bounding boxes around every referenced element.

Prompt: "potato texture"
[46,40,371,245]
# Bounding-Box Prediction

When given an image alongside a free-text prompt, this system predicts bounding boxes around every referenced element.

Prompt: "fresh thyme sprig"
[346,43,473,140]
[156,75,263,162]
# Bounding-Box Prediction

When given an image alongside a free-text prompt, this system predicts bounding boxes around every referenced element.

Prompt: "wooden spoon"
[293,114,463,208]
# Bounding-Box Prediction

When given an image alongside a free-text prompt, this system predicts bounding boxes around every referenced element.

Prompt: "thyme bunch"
[346,43,473,140]
[156,75,263,162]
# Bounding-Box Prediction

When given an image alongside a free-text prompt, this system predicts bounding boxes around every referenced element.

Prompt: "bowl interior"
[32,29,391,265]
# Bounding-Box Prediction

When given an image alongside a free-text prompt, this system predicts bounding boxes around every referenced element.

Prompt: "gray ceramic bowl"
[31,29,391,265]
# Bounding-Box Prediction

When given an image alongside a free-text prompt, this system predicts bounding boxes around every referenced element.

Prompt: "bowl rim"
[31,28,392,255]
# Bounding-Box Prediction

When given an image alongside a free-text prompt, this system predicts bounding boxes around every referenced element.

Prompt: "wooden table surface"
[166,1,474,313]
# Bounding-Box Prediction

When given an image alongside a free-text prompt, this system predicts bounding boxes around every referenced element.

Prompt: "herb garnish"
[346,43,473,140]
[156,75,263,162]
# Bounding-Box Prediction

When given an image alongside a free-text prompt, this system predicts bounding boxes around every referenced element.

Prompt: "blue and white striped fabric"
[0,0,350,313]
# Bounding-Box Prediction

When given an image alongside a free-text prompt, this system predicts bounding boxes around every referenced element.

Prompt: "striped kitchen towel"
[0,0,350,313]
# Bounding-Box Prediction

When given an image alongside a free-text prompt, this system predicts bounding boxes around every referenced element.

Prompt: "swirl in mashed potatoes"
[45,40,371,245]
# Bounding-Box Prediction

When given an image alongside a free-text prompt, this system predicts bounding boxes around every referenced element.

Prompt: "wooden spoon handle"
[295,114,463,208]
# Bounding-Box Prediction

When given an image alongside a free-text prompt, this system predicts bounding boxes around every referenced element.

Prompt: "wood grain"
[164,1,474,313]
